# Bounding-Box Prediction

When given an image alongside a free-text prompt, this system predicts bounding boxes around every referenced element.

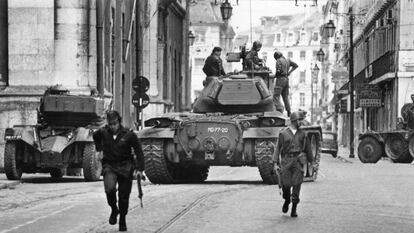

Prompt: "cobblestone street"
[1,148,414,233]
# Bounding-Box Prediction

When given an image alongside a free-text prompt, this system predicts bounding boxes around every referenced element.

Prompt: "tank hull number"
[207,127,229,133]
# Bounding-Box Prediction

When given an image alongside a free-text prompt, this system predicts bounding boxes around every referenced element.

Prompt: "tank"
[3,86,105,181]
[138,50,322,184]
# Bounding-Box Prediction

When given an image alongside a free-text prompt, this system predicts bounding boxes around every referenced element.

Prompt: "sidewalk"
[0,173,20,190]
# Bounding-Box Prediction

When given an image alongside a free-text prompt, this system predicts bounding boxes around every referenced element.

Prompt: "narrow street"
[1,149,414,233]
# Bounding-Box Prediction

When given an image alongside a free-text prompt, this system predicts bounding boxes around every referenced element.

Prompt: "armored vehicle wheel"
[304,133,321,182]
[385,134,412,163]
[82,143,102,181]
[358,137,382,163]
[143,139,178,184]
[409,136,414,160]
[255,140,278,185]
[4,141,23,180]
[50,168,66,178]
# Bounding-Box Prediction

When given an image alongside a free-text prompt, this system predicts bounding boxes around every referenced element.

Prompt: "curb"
[0,181,20,190]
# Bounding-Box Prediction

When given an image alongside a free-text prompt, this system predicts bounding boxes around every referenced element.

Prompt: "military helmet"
[252,41,262,50]
[274,51,283,59]
[290,111,304,122]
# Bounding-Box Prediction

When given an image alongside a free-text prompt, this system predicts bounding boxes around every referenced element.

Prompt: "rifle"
[137,174,146,208]
[275,165,282,196]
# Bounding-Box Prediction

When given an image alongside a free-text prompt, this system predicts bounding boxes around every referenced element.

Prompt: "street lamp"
[311,63,320,123]
[220,0,233,21]
[323,7,363,158]
[188,30,195,46]
[325,20,336,38]
[316,48,325,62]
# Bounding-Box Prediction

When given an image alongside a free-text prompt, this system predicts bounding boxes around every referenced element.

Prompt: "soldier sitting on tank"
[202,47,226,87]
[272,111,315,218]
[244,41,264,70]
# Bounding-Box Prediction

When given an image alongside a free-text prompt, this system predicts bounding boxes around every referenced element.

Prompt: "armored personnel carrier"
[138,51,322,184]
[358,102,414,163]
[3,86,105,181]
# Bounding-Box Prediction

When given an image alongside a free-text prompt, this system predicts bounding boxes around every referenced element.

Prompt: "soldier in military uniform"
[273,51,298,117]
[272,111,314,217]
[244,41,264,70]
[401,94,414,129]
[203,47,226,86]
[93,110,145,231]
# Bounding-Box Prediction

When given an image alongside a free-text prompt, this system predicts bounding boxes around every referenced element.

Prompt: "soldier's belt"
[283,153,300,158]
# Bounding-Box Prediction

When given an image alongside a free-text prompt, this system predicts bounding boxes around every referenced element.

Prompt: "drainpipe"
[96,0,104,96]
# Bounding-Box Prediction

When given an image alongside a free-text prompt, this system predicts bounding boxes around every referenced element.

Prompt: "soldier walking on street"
[93,110,145,231]
[272,111,314,217]
[273,51,298,117]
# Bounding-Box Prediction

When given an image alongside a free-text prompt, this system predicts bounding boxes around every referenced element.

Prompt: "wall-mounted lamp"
[188,30,195,46]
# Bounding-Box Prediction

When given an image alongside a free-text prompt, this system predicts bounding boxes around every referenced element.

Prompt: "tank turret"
[39,85,105,127]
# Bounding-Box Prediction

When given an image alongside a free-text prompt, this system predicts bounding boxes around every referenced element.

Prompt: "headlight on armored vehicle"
[241,121,251,129]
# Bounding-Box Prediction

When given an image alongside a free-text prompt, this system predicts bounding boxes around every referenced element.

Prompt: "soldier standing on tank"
[244,41,264,70]
[203,47,226,86]
[272,111,314,217]
[93,110,145,231]
[273,51,298,117]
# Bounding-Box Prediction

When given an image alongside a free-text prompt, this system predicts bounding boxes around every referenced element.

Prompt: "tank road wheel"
[385,134,412,163]
[4,141,23,180]
[143,139,178,184]
[358,137,382,163]
[255,140,278,185]
[304,133,321,182]
[82,143,102,181]
[50,168,66,178]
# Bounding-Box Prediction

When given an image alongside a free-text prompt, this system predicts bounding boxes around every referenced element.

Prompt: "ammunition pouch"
[297,152,307,165]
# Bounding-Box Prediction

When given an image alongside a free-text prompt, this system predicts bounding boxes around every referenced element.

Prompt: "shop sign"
[358,84,382,108]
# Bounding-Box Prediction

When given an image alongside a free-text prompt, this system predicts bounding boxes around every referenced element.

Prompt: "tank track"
[142,139,175,184]
[304,132,321,182]
[255,139,278,184]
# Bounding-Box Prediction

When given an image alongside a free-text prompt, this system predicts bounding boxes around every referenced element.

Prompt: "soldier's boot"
[106,192,118,225]
[282,200,290,213]
[291,203,298,217]
[109,207,119,225]
[119,215,127,231]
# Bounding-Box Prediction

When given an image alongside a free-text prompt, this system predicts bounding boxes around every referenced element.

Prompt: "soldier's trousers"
[282,184,301,204]
[104,170,133,216]
[273,76,291,116]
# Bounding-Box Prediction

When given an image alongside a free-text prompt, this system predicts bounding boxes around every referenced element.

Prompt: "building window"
[194,58,205,68]
[276,33,281,42]
[313,32,318,41]
[300,51,306,61]
[287,51,293,58]
[288,33,294,43]
[300,93,305,107]
[195,30,205,43]
[300,32,306,43]
[300,71,306,83]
